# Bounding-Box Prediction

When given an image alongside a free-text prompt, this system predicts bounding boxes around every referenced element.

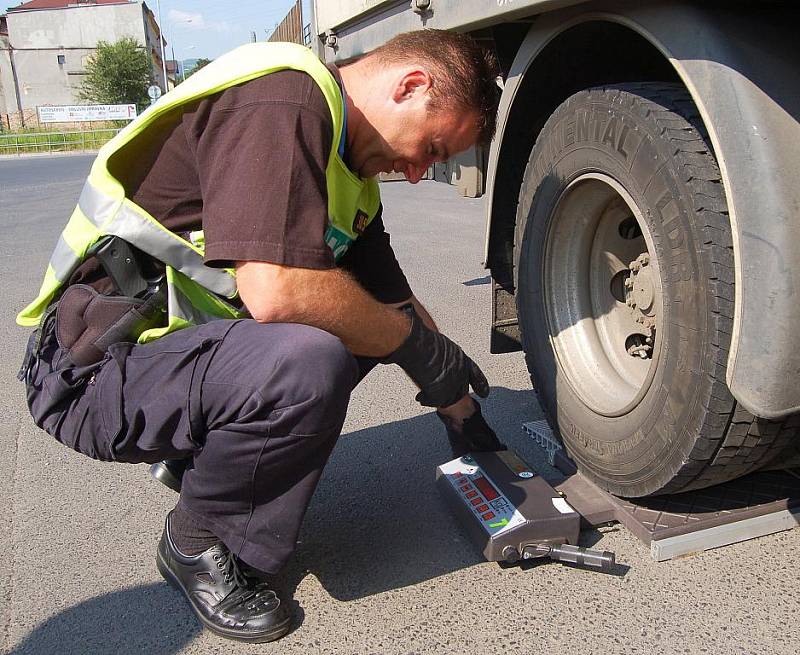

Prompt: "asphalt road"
[1,155,798,655]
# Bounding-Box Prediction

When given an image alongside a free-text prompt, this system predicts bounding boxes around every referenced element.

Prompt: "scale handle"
[524,543,616,572]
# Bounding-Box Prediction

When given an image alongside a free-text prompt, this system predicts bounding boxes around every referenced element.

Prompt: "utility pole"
[8,45,25,128]
[156,0,168,91]
[170,44,184,83]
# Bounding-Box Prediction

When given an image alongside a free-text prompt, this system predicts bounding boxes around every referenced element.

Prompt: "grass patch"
[0,127,121,155]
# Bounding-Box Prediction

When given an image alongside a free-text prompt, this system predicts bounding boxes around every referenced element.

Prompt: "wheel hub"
[543,174,663,417]
[624,253,657,359]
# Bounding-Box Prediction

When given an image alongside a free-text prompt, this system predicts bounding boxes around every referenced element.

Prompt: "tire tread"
[630,83,797,493]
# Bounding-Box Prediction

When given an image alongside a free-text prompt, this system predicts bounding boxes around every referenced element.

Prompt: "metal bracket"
[411,0,432,15]
[522,420,563,467]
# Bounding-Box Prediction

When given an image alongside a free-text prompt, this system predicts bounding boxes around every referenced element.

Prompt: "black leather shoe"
[437,401,507,458]
[150,458,190,493]
[156,514,292,643]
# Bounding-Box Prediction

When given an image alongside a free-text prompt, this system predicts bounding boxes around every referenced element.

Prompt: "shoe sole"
[156,549,292,643]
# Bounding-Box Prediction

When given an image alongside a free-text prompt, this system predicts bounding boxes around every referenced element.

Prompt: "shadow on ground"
[8,387,545,649]
[282,386,548,601]
[6,583,201,655]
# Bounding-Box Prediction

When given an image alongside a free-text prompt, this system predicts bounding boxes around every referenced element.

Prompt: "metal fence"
[0,128,121,155]
[269,0,305,45]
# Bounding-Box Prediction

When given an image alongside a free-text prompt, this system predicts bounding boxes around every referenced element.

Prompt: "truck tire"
[513,83,799,497]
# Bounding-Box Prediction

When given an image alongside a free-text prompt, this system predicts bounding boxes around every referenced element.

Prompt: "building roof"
[7,0,131,11]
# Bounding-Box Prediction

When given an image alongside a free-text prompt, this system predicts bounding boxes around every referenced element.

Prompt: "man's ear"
[391,69,432,103]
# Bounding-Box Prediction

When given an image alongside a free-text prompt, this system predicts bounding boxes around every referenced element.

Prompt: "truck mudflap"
[485,0,800,418]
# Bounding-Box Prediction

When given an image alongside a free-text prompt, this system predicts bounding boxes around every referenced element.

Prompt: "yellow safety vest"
[17,42,381,342]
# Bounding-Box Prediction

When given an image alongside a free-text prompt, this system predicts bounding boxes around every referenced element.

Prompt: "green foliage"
[184,58,213,79]
[79,37,152,109]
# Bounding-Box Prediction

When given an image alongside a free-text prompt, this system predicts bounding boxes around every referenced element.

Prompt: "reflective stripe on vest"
[78,183,236,298]
[18,42,382,336]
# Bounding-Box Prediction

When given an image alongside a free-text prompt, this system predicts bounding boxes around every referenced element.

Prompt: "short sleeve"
[186,72,337,270]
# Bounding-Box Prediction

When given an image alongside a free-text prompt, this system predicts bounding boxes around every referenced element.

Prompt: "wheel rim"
[543,173,662,417]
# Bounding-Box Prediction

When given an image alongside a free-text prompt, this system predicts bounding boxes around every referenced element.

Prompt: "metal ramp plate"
[523,422,800,561]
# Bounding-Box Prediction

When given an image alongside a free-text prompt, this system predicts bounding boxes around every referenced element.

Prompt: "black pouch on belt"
[55,282,166,366]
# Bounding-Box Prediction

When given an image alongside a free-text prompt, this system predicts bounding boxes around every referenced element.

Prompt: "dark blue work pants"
[24,318,376,574]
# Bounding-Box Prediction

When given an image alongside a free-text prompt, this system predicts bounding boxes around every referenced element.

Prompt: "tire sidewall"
[514,88,711,496]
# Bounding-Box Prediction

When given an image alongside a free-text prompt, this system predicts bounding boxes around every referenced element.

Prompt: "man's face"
[350,68,480,183]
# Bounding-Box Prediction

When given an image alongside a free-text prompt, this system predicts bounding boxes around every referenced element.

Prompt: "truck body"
[312,0,800,497]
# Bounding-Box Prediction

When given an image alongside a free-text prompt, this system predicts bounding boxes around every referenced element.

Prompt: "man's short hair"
[366,29,501,146]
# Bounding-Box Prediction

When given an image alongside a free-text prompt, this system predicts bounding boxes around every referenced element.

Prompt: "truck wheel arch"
[485,1,800,419]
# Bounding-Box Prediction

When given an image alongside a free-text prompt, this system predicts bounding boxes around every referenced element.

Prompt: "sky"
[2,0,314,60]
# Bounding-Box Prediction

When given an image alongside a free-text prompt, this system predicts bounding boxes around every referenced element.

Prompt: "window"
[57,54,66,65]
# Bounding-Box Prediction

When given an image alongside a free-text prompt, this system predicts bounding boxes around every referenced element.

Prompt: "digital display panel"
[472,476,499,501]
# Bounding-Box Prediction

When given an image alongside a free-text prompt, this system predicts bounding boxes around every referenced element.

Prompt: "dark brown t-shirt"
[88,68,411,303]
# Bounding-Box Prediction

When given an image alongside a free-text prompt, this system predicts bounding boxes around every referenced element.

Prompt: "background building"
[0,0,165,127]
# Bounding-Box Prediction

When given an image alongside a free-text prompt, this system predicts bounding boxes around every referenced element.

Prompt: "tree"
[79,37,152,109]
[184,58,213,80]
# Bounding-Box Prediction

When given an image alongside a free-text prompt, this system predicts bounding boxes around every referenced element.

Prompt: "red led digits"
[472,476,500,501]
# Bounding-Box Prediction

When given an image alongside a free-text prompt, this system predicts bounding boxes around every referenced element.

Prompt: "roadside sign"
[147,85,162,100]
[37,104,137,123]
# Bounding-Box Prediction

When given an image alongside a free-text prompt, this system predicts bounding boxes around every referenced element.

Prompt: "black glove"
[382,306,490,408]
[437,401,507,458]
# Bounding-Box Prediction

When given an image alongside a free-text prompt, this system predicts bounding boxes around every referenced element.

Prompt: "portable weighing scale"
[436,449,616,571]
[438,421,800,568]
